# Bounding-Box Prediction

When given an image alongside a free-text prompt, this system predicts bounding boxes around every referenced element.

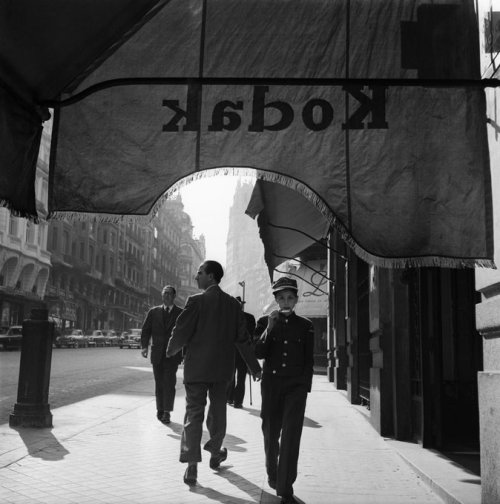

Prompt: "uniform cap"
[272,277,298,294]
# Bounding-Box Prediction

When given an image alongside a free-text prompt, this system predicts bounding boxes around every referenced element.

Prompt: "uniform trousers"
[260,375,308,497]
[227,352,248,405]
[180,381,228,463]
[152,356,179,413]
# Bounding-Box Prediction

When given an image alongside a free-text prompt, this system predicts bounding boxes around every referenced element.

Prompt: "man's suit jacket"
[166,285,261,383]
[141,304,182,365]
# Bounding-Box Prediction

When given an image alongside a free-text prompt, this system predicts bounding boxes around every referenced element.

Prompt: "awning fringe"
[1,198,39,224]
[46,167,496,270]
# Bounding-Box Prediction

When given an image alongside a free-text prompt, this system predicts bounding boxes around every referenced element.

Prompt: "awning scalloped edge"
[47,166,496,270]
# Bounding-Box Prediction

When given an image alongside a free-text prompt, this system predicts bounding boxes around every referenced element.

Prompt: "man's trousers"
[152,356,179,413]
[180,381,228,463]
[260,375,308,497]
[227,352,248,405]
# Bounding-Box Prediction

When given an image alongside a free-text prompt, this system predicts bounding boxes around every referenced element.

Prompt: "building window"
[89,245,94,267]
[37,224,44,247]
[63,230,69,254]
[52,227,58,250]
[8,216,18,236]
[80,242,84,260]
[26,221,36,244]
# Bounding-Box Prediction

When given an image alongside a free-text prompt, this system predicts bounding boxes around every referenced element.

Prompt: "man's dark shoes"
[209,447,228,469]
[233,403,243,409]
[183,465,197,485]
[156,410,163,421]
[268,477,276,489]
[161,412,171,424]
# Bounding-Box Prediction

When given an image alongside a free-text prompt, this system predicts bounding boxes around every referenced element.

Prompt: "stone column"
[9,308,54,428]
[476,295,500,504]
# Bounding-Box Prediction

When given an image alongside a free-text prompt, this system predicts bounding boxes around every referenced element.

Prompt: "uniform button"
[283,352,287,356]
[272,370,277,374]
[282,363,286,367]
[284,340,288,344]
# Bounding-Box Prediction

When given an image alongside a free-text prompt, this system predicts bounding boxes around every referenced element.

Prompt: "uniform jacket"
[255,312,314,391]
[166,285,261,383]
[141,304,182,366]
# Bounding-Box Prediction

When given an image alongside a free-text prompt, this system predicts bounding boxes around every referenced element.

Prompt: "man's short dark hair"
[162,285,176,295]
[203,260,224,283]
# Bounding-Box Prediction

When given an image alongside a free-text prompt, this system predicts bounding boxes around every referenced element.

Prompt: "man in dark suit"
[166,260,262,485]
[227,296,256,408]
[141,285,182,425]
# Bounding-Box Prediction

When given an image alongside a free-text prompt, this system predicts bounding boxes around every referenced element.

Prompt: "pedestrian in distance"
[141,285,182,425]
[255,276,314,504]
[166,260,262,486]
[227,296,256,408]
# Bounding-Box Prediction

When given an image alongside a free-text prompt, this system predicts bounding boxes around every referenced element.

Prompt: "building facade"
[45,199,202,334]
[223,179,271,318]
[0,120,51,329]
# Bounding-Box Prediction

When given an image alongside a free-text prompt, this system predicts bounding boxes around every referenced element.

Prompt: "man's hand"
[141,347,148,358]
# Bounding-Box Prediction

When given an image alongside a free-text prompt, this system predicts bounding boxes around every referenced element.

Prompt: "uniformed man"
[255,276,314,504]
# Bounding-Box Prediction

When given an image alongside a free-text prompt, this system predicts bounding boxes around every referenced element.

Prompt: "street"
[0,347,155,424]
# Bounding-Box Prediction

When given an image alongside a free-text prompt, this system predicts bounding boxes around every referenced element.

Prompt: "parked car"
[119,328,142,349]
[88,330,107,347]
[104,330,120,346]
[0,325,23,350]
[55,329,89,348]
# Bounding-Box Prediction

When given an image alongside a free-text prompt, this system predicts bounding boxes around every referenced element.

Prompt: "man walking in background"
[166,260,262,485]
[141,285,182,425]
[227,296,256,408]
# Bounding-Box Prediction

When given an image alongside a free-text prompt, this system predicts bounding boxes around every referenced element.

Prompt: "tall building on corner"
[223,179,271,319]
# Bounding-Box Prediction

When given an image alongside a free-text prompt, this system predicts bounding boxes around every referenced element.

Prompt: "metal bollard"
[9,309,54,428]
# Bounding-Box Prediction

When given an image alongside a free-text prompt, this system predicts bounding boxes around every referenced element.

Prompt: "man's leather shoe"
[233,403,243,409]
[268,477,276,489]
[156,410,163,421]
[161,412,171,424]
[209,447,227,469]
[183,465,197,485]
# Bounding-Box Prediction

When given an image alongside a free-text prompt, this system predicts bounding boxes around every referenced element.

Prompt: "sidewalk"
[0,373,479,504]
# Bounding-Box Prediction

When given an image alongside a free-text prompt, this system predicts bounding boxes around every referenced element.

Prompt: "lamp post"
[238,280,245,303]
[238,280,252,405]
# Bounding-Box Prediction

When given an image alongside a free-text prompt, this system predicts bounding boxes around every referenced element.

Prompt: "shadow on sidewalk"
[10,426,70,461]
[217,468,278,499]
[189,467,279,503]
[190,482,260,504]
[236,407,322,429]
[164,421,251,454]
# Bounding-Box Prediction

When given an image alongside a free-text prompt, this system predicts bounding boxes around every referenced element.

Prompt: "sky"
[178,174,241,267]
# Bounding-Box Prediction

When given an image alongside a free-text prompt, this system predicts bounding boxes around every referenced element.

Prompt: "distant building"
[223,179,272,319]
[162,196,205,306]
